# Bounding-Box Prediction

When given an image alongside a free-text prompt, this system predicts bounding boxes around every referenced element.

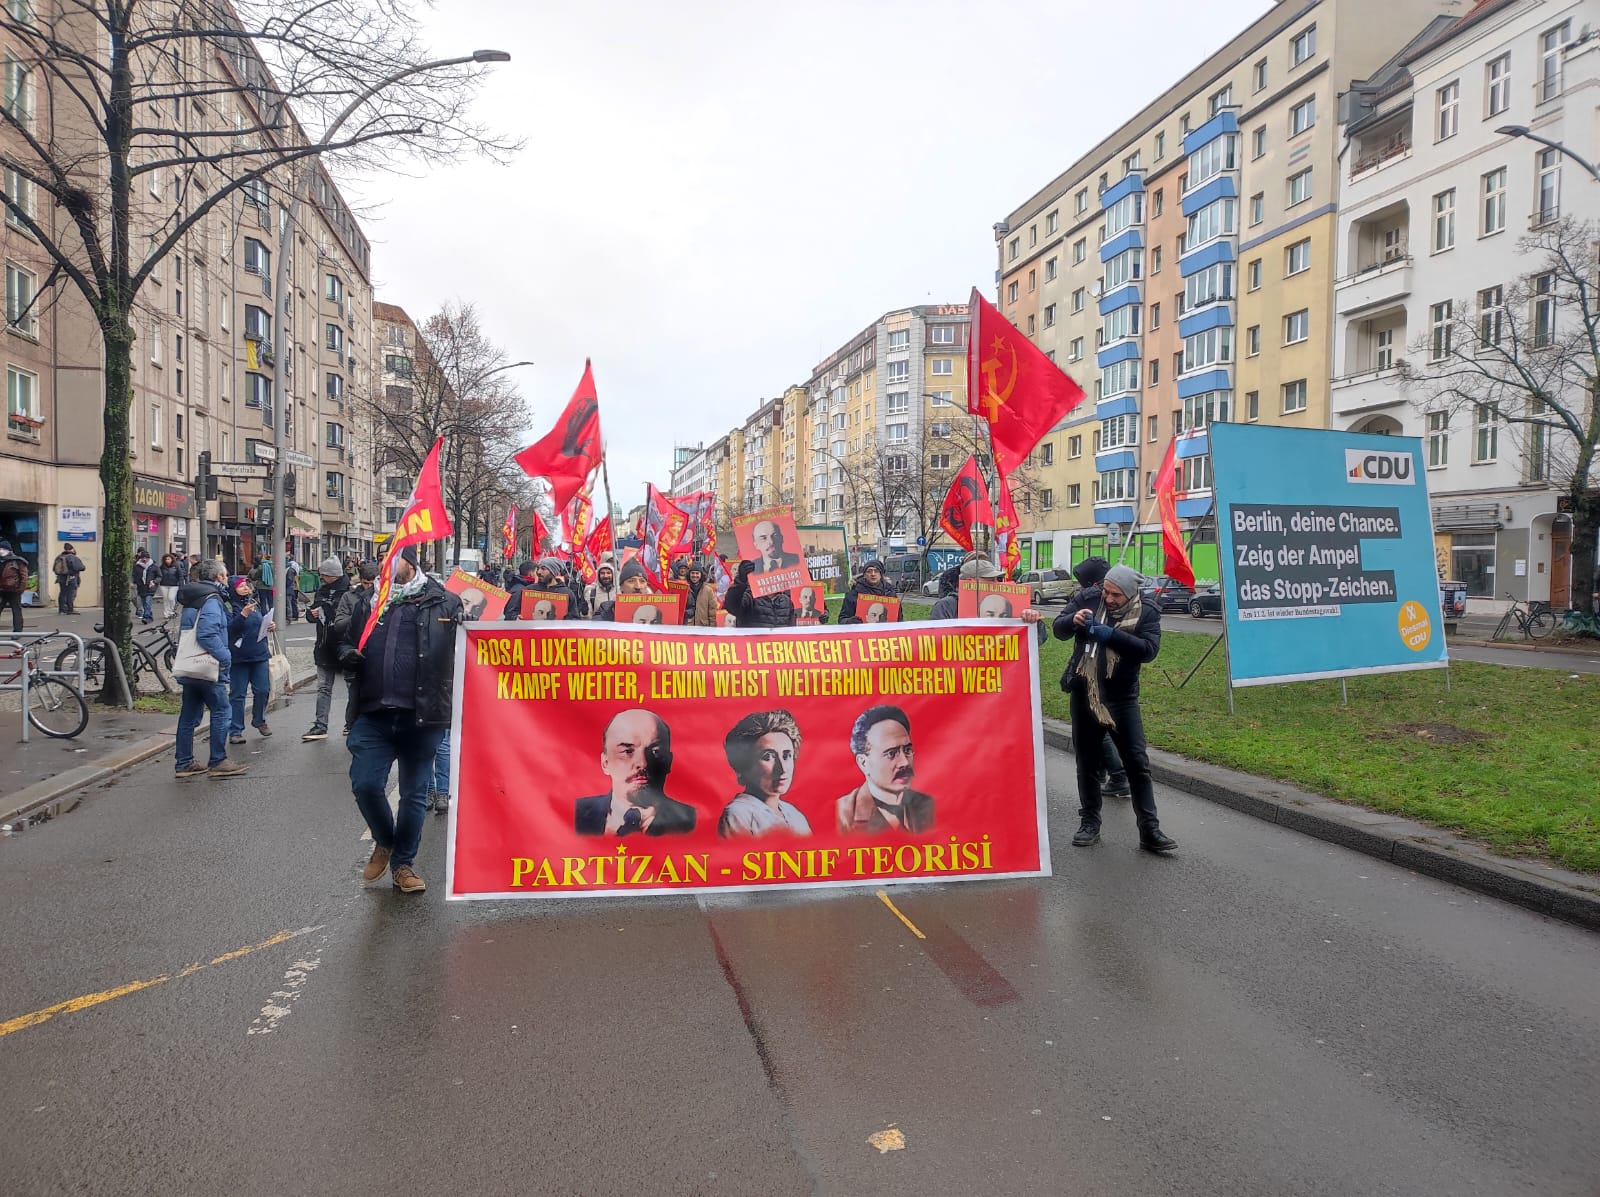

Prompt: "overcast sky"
[361,0,1271,510]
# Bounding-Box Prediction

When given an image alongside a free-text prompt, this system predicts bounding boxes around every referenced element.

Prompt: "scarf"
[377,571,429,622]
[1073,591,1143,729]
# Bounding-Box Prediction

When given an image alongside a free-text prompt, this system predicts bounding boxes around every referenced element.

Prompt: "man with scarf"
[585,558,619,616]
[1064,563,1175,853]
[591,558,652,622]
[1053,556,1130,799]
[337,545,463,893]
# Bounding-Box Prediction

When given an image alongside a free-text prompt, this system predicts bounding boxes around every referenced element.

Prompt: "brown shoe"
[209,760,248,778]
[361,844,391,882]
[391,865,426,894]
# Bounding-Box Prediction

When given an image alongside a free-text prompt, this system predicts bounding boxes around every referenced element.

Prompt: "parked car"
[1142,575,1196,612]
[1187,587,1225,618]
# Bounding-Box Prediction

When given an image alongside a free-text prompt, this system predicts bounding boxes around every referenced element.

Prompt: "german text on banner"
[446,623,1049,899]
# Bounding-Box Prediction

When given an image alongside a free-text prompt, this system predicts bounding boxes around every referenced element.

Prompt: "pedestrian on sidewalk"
[157,553,183,620]
[131,549,157,623]
[52,544,85,613]
[174,560,248,779]
[1053,555,1130,800]
[225,576,273,744]
[302,557,349,742]
[1064,563,1175,854]
[284,552,301,622]
[0,540,27,632]
[338,545,463,894]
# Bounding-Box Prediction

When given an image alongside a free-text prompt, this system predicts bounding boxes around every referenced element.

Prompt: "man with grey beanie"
[302,557,350,741]
[1064,562,1175,853]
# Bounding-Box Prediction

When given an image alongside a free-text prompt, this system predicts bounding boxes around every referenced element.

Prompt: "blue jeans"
[136,592,153,621]
[176,677,231,770]
[348,710,445,870]
[229,659,271,733]
[432,730,451,795]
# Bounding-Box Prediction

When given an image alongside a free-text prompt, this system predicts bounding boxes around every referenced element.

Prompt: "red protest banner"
[519,589,570,621]
[733,506,811,598]
[446,622,1047,899]
[958,579,1031,619]
[445,569,509,621]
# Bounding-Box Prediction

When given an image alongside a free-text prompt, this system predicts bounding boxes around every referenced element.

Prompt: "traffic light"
[197,451,218,500]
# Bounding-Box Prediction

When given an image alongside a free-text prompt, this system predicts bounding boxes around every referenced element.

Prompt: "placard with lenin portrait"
[733,506,811,598]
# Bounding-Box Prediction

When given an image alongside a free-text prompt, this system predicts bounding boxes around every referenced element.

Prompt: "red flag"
[641,485,688,585]
[529,510,552,556]
[939,455,994,552]
[967,287,1088,476]
[669,490,715,557]
[513,361,602,514]
[359,437,453,650]
[500,504,517,562]
[994,473,1022,580]
[1154,440,1196,588]
[586,512,613,565]
[563,491,594,552]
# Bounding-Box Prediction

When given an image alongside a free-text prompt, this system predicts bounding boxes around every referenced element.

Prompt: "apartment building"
[1334,0,1590,607]
[995,0,1456,576]
[0,1,379,603]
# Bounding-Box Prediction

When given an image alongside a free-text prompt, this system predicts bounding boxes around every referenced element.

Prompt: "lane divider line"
[876,890,926,940]
[0,925,323,1040]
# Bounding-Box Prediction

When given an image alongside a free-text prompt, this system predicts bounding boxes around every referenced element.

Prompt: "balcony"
[1348,136,1412,184]
[1336,256,1412,316]
[1330,366,1407,419]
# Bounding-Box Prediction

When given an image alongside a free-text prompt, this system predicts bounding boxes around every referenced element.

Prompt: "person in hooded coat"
[685,561,719,627]
[586,558,620,615]
[1051,555,1129,798]
[840,559,899,624]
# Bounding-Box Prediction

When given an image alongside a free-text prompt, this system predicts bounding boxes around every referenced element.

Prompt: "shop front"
[132,474,197,562]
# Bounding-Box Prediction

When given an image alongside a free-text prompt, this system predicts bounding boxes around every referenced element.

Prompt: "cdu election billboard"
[1210,424,1448,687]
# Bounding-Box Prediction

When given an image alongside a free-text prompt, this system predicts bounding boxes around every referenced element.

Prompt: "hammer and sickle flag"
[938,455,994,552]
[994,472,1023,579]
[967,287,1088,477]
[514,361,604,514]
[359,437,452,650]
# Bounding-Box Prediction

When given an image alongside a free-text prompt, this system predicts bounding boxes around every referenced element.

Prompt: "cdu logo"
[1345,447,1415,486]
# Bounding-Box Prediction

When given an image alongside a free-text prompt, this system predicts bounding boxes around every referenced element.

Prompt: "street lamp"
[1496,125,1600,181]
[267,49,510,611]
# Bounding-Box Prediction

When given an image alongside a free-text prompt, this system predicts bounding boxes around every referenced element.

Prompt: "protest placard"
[519,589,570,621]
[958,579,1031,620]
[445,569,509,622]
[733,506,811,598]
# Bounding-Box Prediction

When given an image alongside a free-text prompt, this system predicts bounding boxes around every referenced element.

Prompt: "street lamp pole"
[267,49,509,615]
[1496,124,1600,182]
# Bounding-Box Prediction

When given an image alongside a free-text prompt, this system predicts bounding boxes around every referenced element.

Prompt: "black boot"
[1140,828,1177,854]
[1072,822,1100,847]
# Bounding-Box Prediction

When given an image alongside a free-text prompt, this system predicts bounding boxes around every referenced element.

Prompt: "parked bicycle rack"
[0,630,125,743]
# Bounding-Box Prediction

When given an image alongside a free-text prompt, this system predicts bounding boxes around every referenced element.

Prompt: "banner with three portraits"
[446,621,1048,899]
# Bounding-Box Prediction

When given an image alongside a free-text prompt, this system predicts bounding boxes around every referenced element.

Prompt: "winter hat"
[1072,555,1110,587]
[0,539,11,551]
[536,555,564,577]
[318,557,343,578]
[959,555,1003,580]
[1104,563,1142,598]
[229,574,250,594]
[860,558,884,574]
[618,559,648,586]
[399,544,420,569]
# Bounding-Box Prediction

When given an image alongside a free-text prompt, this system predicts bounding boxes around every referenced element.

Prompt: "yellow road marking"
[876,890,925,940]
[0,926,322,1040]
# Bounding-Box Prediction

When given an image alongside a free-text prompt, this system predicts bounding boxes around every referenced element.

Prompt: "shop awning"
[288,513,322,535]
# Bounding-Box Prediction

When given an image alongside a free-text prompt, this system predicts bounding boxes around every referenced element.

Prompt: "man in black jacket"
[302,557,349,742]
[337,545,463,893]
[131,549,158,623]
[840,559,899,624]
[1063,563,1175,853]
[1052,556,1129,799]
[723,559,795,628]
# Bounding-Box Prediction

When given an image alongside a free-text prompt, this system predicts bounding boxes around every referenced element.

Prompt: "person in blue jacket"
[226,575,274,744]
[174,560,248,778]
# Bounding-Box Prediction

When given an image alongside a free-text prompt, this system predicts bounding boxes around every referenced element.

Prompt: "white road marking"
[247,940,324,1036]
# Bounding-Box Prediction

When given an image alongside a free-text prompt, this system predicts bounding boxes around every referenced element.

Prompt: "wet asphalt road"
[2,726,1597,1196]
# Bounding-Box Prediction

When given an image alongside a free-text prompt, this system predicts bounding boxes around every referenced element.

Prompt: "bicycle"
[58,619,178,696]
[1492,593,1556,641]
[2,631,90,738]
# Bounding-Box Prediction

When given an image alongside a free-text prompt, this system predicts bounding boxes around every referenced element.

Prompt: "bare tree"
[1399,218,1599,614]
[0,0,514,700]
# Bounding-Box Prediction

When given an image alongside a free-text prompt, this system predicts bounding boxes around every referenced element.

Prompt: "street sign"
[286,450,313,468]
[209,462,272,480]
[253,444,277,461]
[916,536,926,546]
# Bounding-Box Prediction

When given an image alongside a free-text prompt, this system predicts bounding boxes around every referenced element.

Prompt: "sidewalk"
[1448,612,1600,655]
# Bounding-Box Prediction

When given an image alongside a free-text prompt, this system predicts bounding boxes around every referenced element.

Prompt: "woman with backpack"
[52,544,86,613]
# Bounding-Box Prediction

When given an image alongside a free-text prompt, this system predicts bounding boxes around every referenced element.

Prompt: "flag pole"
[598,456,618,563]
[1117,493,1160,568]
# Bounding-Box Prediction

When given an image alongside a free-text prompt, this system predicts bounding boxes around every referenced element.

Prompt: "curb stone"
[1040,717,1600,933]
[1,669,318,832]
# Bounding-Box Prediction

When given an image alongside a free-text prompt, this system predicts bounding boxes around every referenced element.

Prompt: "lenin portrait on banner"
[574,709,697,836]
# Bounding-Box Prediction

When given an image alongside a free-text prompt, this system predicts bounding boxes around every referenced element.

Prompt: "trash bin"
[1439,580,1468,632]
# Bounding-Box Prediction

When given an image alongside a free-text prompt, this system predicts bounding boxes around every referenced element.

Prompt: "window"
[1253,58,1268,92]
[1072,288,1085,313]
[1281,379,1307,413]
[1478,285,1504,346]
[1150,302,1161,329]
[1287,168,1312,206]
[326,421,345,449]
[244,304,270,340]
[1532,273,1556,347]
[386,325,405,347]
[1290,96,1316,136]
[1147,414,1158,441]
[885,392,909,416]
[5,260,36,337]
[1154,132,1166,161]
[1291,25,1316,67]
[1431,189,1456,253]
[1029,226,1038,248]
[1179,113,1190,136]
[1073,238,1086,263]
[1187,135,1238,190]
[1473,404,1498,463]
[1068,434,1083,458]
[1068,483,1082,507]
[1536,149,1560,224]
[1007,281,1019,304]
[1251,126,1266,161]
[1122,149,1142,175]
[326,372,345,401]
[1250,192,1264,226]
[1044,257,1058,283]
[930,421,953,439]
[1182,326,1233,372]
[1008,237,1019,261]
[1104,191,1143,237]
[1247,325,1261,356]
[1075,188,1088,214]
[1435,80,1459,141]
[1247,258,1262,291]
[1375,327,1395,370]
[6,363,36,420]
[1039,488,1055,512]
[930,390,953,407]
[1481,168,1506,235]
[1186,197,1236,248]
[148,403,162,449]
[1430,300,1454,360]
[1427,411,1449,467]
[1098,468,1139,502]
[884,454,908,476]
[930,325,955,344]
[4,164,35,232]
[930,358,954,376]
[886,422,908,444]
[1486,54,1511,116]
[3,54,33,129]
[1100,412,1140,449]
[1101,358,1140,396]
[1043,304,1057,329]
[887,329,910,350]
[1040,442,1054,466]
[243,237,269,275]
[1184,261,1233,311]
[1046,210,1059,234]
[1284,310,1309,345]
[929,453,952,471]
[1069,337,1084,362]
[325,472,345,499]
[245,371,269,408]
[1151,246,1162,274]
[1285,238,1311,275]
[1103,304,1139,342]
[1245,391,1260,421]
[1183,391,1231,431]
[1209,85,1233,115]
[1540,21,1570,103]
[886,360,909,383]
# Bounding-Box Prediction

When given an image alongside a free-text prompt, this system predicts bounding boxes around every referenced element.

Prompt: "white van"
[455,549,484,576]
